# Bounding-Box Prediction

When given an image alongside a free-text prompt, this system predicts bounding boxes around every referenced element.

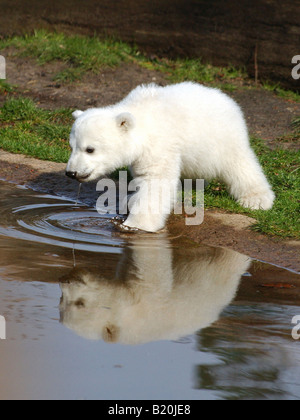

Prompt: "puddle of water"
[0,180,299,400]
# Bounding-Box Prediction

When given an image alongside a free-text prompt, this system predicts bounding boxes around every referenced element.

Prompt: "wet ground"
[0,180,300,400]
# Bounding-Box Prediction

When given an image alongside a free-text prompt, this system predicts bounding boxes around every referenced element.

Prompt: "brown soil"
[2,51,167,110]
[168,214,300,274]
[0,48,299,273]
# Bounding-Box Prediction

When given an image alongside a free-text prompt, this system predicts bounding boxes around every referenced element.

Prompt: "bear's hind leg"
[222,150,275,211]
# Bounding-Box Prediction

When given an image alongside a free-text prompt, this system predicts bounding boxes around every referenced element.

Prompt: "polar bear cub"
[66,82,274,232]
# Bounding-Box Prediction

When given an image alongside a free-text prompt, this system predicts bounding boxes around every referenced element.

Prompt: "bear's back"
[120,82,240,118]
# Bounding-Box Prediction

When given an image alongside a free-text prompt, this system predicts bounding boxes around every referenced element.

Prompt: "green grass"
[0,97,72,162]
[0,80,16,94]
[0,30,134,82]
[262,82,300,102]
[137,56,246,89]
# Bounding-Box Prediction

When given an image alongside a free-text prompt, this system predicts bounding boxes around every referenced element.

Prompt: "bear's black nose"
[66,171,77,179]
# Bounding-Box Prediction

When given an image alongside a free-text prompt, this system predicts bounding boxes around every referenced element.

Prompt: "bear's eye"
[86,147,95,154]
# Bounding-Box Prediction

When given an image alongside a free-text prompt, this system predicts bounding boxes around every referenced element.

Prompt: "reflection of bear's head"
[60,267,136,343]
[60,238,251,345]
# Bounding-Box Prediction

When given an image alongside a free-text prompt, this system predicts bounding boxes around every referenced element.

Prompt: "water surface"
[0,181,299,400]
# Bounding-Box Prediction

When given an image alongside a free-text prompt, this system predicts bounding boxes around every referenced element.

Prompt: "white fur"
[67,82,275,232]
[60,237,251,344]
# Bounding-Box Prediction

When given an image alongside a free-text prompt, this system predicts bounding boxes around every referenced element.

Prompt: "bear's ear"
[72,110,84,119]
[116,112,135,132]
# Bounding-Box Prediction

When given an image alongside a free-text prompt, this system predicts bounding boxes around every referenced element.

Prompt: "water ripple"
[0,183,123,254]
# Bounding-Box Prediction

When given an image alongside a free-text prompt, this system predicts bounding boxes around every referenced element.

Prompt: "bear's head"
[66,109,136,183]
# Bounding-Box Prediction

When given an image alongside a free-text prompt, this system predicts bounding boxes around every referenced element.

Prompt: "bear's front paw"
[111,216,140,233]
[119,213,167,233]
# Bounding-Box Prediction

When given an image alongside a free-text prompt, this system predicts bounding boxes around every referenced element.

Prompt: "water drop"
[75,183,82,207]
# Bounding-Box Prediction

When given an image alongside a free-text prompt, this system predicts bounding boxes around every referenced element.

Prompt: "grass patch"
[0,80,16,94]
[0,30,134,82]
[0,97,72,162]
[138,56,246,89]
[262,82,300,102]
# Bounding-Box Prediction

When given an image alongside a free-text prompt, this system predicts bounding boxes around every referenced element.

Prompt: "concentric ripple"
[0,182,124,254]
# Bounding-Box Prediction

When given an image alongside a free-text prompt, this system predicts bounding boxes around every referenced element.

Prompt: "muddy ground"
[0,53,299,273]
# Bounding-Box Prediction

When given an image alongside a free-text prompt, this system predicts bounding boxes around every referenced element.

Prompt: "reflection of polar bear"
[66,82,274,232]
[60,236,251,344]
